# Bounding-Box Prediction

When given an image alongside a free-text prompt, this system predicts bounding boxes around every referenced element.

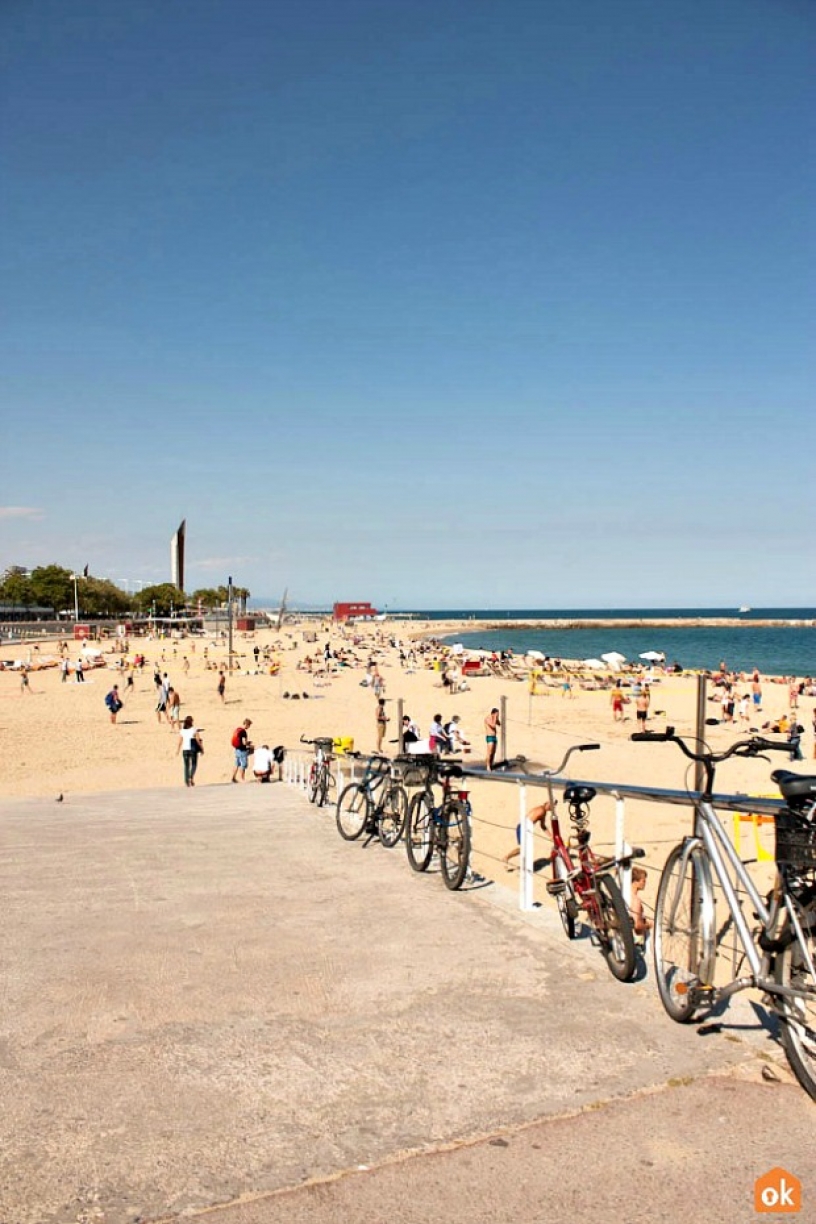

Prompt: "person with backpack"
[105,684,123,724]
[231,719,253,782]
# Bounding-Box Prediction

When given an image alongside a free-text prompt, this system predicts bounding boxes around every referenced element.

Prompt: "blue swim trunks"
[234,748,249,768]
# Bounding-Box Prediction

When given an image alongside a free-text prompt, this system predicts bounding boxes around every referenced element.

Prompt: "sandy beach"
[1,617,810,917]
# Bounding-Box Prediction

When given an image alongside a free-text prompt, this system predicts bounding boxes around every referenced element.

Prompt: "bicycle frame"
[687,800,816,1003]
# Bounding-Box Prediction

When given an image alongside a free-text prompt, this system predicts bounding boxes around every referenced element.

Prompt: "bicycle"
[336,753,409,848]
[405,756,472,890]
[632,727,816,1099]
[541,743,643,982]
[300,735,336,808]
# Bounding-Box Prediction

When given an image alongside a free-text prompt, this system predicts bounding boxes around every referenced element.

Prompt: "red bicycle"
[542,743,643,982]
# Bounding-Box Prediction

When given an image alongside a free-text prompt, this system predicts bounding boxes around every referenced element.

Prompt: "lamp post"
[70,574,80,621]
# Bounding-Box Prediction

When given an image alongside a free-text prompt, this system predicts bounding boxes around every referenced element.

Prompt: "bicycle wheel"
[406,791,434,872]
[653,840,716,1021]
[553,854,577,940]
[775,913,816,1101]
[336,784,371,841]
[596,874,637,982]
[315,765,332,808]
[440,800,471,891]
[379,784,408,848]
[307,762,319,804]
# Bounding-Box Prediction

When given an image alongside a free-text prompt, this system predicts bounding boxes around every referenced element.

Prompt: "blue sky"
[2,0,814,608]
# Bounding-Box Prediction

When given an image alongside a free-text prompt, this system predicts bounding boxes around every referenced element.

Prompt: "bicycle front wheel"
[336,784,371,841]
[654,840,716,1022]
[307,762,319,804]
[379,784,408,848]
[315,766,333,808]
[440,800,471,891]
[775,914,816,1101]
[406,791,434,872]
[596,874,636,982]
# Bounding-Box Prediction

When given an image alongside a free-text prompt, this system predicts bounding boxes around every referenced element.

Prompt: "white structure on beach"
[170,519,186,592]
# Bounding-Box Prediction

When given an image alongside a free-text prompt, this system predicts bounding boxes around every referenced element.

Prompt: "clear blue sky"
[2,0,814,608]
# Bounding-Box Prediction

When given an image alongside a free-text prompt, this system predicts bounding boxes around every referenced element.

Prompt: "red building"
[333,601,379,622]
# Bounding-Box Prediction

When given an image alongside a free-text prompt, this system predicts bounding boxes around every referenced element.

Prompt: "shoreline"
[414,617,814,632]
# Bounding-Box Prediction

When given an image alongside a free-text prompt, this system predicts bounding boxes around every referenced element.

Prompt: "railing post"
[397,697,404,755]
[614,794,632,903]
[519,783,534,911]
[500,695,507,763]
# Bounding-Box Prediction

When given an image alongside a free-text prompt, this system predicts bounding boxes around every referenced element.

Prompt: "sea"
[406,608,815,678]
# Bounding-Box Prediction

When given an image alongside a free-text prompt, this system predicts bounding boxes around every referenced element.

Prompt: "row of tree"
[0,566,250,618]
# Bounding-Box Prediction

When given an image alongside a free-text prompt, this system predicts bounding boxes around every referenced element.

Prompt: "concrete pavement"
[1,781,812,1223]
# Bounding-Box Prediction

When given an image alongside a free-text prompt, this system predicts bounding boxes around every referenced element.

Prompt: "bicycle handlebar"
[542,742,600,779]
[630,727,794,763]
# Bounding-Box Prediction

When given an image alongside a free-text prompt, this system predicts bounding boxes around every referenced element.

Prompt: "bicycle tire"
[440,800,471,891]
[406,791,434,872]
[379,784,408,848]
[336,783,371,842]
[775,913,816,1101]
[315,765,332,808]
[307,762,319,804]
[596,874,637,982]
[653,840,716,1022]
[553,854,577,940]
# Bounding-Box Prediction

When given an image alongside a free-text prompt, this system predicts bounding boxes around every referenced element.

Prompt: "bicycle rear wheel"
[440,800,471,891]
[775,909,816,1101]
[654,840,716,1022]
[406,791,434,872]
[307,762,319,804]
[315,765,333,808]
[336,784,371,841]
[596,874,636,982]
[379,784,408,848]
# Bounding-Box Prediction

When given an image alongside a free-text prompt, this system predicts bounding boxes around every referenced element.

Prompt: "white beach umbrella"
[601,651,627,670]
[450,643,465,654]
[582,658,606,669]
[639,650,665,662]
[525,649,545,660]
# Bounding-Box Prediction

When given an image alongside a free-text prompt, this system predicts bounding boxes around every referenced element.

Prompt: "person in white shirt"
[252,744,274,782]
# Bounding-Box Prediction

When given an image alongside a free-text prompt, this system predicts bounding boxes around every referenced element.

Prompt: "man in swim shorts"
[484,707,500,770]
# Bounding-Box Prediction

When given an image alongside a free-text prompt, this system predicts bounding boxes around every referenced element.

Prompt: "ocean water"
[408,608,816,678]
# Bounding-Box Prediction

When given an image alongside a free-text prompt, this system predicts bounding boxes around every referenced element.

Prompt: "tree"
[191,587,227,609]
[29,565,74,613]
[80,578,131,618]
[0,571,35,607]
[135,583,185,617]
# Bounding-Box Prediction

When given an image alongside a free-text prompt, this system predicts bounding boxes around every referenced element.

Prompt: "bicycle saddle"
[772,770,816,804]
[564,785,596,804]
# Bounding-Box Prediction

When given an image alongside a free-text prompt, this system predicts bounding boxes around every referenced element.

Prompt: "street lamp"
[70,574,80,620]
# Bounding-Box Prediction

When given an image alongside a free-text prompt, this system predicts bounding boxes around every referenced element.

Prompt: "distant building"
[333,601,379,622]
[170,519,186,591]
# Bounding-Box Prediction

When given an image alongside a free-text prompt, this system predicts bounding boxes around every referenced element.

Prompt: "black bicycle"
[405,757,472,890]
[336,753,409,848]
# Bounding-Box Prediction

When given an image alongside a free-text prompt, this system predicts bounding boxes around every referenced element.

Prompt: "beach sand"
[1,619,809,914]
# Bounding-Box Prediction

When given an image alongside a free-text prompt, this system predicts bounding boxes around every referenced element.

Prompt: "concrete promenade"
[1,782,813,1223]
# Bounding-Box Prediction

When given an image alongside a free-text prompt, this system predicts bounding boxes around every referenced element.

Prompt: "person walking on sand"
[751,672,763,712]
[61,657,70,683]
[611,682,624,722]
[231,718,253,782]
[166,686,181,729]
[20,666,31,694]
[75,656,85,683]
[217,671,226,704]
[105,684,123,724]
[484,707,500,771]
[375,698,389,752]
[635,685,650,729]
[177,715,203,787]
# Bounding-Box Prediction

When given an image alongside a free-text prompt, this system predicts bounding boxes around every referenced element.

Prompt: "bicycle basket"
[775,808,816,870]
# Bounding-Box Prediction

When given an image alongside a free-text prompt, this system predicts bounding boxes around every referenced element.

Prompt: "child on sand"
[629,867,652,938]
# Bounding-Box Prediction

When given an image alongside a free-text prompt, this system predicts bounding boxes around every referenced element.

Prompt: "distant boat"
[739,605,751,614]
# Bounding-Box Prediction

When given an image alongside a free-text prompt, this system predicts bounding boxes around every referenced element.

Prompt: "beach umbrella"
[601,651,627,670]
[450,643,464,654]
[526,649,545,660]
[582,658,606,669]
[639,650,665,662]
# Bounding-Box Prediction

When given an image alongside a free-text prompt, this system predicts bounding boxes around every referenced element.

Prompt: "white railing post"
[519,783,534,911]
[614,794,632,903]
